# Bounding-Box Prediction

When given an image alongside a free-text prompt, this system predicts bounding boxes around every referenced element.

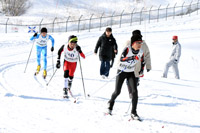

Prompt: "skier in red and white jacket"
[56,35,85,98]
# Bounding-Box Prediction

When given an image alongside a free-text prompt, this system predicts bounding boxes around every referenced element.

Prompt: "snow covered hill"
[0,8,200,132]
[1,0,198,18]
[25,0,199,18]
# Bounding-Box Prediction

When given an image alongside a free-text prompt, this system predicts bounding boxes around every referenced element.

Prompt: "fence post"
[89,14,94,32]
[78,15,83,32]
[111,11,115,27]
[130,8,135,26]
[39,18,43,32]
[182,2,185,18]
[99,12,104,31]
[166,4,170,21]
[52,17,57,33]
[140,7,144,25]
[66,16,70,32]
[149,6,153,23]
[197,0,199,15]
[189,1,193,16]
[157,5,161,22]
[119,10,124,28]
[5,18,9,34]
[173,3,177,19]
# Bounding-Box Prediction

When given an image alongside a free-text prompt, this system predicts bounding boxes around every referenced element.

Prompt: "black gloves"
[56,60,61,69]
[147,69,151,72]
[33,33,37,37]
[51,47,54,52]
[76,46,81,52]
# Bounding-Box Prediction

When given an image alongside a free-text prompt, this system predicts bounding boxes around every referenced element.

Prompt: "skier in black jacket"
[107,34,144,120]
[94,27,118,79]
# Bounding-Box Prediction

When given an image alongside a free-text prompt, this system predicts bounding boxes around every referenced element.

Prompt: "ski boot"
[105,109,112,115]
[34,65,41,76]
[43,70,47,79]
[63,88,69,99]
[131,113,142,121]
[105,102,113,115]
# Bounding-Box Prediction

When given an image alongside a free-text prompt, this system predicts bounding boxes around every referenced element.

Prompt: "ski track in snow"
[1,16,200,132]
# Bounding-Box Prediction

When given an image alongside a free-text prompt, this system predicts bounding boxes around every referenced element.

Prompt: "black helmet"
[41,27,47,33]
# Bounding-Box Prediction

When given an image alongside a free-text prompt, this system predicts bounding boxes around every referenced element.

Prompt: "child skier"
[30,27,55,79]
[56,35,85,98]
[107,34,144,120]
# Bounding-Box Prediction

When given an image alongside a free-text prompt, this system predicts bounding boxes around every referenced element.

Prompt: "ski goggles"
[70,41,77,44]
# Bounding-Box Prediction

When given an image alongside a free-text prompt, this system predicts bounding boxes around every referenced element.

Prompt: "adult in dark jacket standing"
[94,27,118,78]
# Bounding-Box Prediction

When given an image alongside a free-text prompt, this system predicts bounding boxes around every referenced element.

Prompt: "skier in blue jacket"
[30,27,54,78]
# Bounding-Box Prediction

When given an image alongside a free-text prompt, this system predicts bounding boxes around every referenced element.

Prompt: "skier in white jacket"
[162,36,181,79]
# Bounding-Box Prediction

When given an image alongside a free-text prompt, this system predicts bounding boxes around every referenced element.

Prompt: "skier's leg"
[36,45,42,67]
[68,62,77,90]
[126,77,139,99]
[68,76,73,90]
[63,61,69,96]
[42,46,47,70]
[163,60,173,78]
[127,72,138,115]
[172,63,180,79]
[105,61,111,77]
[136,77,139,86]
[108,70,126,110]
[64,70,69,88]
[126,79,132,98]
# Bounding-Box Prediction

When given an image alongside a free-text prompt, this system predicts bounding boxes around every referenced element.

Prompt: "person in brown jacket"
[126,30,151,98]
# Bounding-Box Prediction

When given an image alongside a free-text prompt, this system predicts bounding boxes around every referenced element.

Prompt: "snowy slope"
[25,0,199,17]
[0,12,200,133]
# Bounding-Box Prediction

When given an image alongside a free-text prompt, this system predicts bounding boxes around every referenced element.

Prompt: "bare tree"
[0,0,31,16]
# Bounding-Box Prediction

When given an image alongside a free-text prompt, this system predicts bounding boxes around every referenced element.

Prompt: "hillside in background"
[0,0,198,18]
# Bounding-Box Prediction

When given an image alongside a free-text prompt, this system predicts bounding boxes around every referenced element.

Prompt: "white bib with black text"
[118,45,143,72]
[36,35,49,47]
[64,45,79,62]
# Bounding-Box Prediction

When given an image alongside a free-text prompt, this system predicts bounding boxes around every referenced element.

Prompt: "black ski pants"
[108,70,138,114]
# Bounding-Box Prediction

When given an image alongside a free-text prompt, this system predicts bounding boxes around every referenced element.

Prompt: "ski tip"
[104,112,112,116]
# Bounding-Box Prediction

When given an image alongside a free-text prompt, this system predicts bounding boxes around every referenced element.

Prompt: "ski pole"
[125,100,132,114]
[46,68,57,86]
[87,60,134,97]
[52,51,54,73]
[78,55,87,99]
[87,70,122,97]
[24,41,34,73]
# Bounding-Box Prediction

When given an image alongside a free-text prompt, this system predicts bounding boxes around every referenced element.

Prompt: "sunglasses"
[135,41,143,44]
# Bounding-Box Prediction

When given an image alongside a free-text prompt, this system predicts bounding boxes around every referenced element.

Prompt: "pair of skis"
[104,112,143,122]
